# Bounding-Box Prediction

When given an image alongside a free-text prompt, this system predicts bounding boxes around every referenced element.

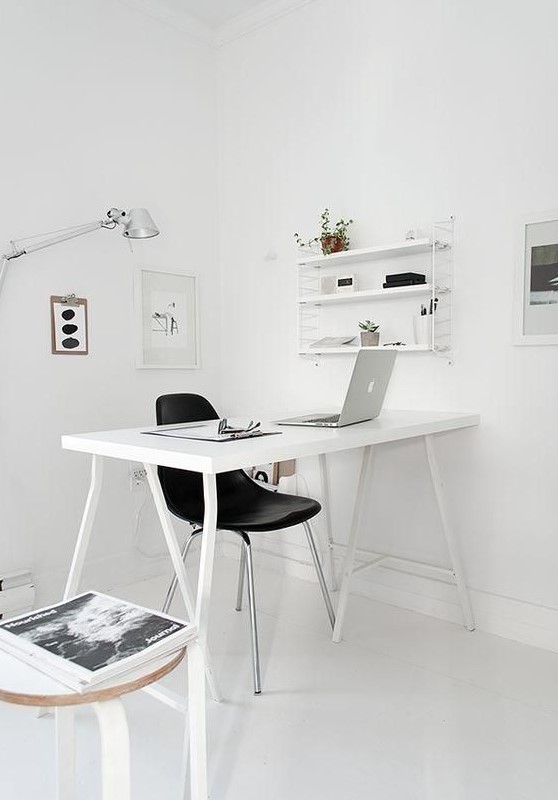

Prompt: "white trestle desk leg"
[424,434,476,631]
[93,699,131,800]
[196,474,218,662]
[144,464,222,702]
[187,641,208,800]
[64,455,104,599]
[55,707,75,800]
[54,456,103,726]
[332,445,375,643]
[318,453,337,591]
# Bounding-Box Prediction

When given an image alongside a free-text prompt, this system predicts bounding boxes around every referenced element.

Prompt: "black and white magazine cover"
[0,592,195,690]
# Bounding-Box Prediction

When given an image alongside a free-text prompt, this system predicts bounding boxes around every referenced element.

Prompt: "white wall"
[0,0,220,602]
[217,0,558,648]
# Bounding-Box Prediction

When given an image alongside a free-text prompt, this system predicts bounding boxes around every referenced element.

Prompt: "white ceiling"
[164,0,270,27]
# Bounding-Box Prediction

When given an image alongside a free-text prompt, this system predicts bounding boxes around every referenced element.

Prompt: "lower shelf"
[298,345,432,354]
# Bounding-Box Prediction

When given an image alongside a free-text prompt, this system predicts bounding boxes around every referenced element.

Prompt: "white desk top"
[62,410,479,475]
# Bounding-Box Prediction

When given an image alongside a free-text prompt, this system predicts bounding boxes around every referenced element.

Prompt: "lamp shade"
[121,208,159,239]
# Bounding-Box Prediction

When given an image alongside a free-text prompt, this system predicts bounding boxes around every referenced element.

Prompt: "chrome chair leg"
[162,529,203,614]
[242,537,262,695]
[303,521,336,629]
[235,544,246,611]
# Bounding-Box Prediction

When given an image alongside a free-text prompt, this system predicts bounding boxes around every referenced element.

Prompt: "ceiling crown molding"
[115,0,213,45]
[214,0,319,46]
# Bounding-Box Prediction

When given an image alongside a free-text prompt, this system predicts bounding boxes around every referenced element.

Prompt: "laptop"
[276,349,396,428]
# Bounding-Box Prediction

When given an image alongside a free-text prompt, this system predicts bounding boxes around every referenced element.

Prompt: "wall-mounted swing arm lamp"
[0,207,159,296]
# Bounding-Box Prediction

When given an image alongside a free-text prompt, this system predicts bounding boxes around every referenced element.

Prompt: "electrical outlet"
[129,467,147,491]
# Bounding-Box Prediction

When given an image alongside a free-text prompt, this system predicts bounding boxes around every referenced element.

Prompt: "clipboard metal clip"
[60,293,80,306]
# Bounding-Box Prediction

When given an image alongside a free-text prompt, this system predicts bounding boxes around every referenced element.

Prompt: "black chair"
[156,393,335,694]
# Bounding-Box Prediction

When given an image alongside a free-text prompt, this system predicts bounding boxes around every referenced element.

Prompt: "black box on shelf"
[384,272,426,284]
[383,279,427,288]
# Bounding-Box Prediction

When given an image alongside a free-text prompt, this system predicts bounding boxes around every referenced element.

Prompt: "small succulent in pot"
[294,208,354,255]
[358,320,380,347]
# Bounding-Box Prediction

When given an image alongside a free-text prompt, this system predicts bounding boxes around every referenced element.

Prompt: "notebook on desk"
[143,419,282,442]
[276,349,396,428]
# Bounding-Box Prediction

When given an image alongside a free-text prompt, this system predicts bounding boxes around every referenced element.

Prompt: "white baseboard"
[30,535,558,656]
[221,537,558,655]
[33,551,172,607]
[0,585,35,617]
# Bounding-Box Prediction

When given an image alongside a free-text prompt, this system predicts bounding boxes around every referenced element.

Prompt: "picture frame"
[514,211,558,345]
[134,268,199,369]
[50,295,88,355]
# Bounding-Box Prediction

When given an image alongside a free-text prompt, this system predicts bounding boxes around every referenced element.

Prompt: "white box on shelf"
[336,274,356,293]
[320,275,337,295]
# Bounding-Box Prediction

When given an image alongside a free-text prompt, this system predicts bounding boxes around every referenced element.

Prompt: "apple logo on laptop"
[367,381,375,393]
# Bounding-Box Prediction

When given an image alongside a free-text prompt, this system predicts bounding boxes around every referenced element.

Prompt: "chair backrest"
[156,393,253,526]
[155,394,218,523]
[156,393,219,427]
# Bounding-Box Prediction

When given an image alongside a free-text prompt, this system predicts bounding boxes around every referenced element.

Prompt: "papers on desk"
[143,418,282,442]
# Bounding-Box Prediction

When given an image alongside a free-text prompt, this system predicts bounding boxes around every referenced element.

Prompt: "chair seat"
[163,468,321,533]
[216,488,321,533]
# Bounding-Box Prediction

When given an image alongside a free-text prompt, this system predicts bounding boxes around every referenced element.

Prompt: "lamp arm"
[0,217,117,298]
[5,219,111,261]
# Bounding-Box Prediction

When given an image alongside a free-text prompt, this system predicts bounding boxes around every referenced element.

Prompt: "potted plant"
[294,208,354,255]
[358,320,380,347]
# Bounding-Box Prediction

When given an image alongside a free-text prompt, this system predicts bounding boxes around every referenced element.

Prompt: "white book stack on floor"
[0,591,196,693]
[0,570,35,620]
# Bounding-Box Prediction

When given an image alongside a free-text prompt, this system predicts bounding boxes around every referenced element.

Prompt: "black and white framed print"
[50,295,88,355]
[134,268,199,369]
[515,212,558,345]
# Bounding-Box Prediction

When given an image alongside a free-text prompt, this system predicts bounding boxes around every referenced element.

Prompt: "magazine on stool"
[0,592,196,692]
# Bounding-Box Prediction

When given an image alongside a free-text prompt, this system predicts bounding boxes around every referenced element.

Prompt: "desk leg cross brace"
[332,436,475,644]
[424,435,475,631]
[318,454,337,591]
[332,445,375,643]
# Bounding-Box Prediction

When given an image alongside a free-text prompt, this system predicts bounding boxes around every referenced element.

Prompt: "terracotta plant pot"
[321,235,347,255]
[360,331,380,347]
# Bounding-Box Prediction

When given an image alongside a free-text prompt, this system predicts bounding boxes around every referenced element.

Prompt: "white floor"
[2,558,558,799]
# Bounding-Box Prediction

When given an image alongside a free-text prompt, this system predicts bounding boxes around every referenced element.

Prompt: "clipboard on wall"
[50,294,88,355]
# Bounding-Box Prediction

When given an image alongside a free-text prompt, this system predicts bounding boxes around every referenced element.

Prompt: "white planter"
[360,331,379,347]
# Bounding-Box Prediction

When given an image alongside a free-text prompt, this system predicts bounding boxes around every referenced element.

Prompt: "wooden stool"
[0,641,207,799]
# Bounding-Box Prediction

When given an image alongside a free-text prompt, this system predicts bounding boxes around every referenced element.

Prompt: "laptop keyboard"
[307,414,340,424]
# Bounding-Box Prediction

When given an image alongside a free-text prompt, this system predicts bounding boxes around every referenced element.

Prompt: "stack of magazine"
[0,592,196,693]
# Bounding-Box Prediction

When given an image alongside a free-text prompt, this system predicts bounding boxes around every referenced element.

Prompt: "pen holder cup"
[413,315,432,347]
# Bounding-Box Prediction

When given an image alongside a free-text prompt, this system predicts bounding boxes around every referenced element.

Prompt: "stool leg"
[55,707,75,800]
[93,698,131,800]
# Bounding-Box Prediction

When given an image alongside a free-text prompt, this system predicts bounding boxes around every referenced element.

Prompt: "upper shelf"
[298,284,433,306]
[296,238,432,268]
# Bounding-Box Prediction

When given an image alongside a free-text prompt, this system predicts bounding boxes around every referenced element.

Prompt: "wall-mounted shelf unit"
[298,284,434,306]
[297,218,454,359]
[298,344,431,355]
[297,238,432,267]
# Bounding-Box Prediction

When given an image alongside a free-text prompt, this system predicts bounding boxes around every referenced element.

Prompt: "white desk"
[62,408,479,643]
[61,409,479,795]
